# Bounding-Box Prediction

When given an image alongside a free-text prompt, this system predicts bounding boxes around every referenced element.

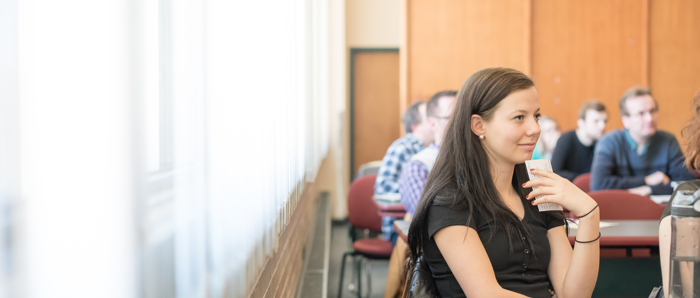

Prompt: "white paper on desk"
[650,195,672,204]
[525,159,563,212]
[374,193,401,203]
[568,220,619,229]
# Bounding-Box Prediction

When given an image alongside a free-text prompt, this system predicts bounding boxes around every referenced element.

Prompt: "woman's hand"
[523,169,597,217]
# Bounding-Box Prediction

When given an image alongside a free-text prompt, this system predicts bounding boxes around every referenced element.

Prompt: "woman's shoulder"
[425,190,477,238]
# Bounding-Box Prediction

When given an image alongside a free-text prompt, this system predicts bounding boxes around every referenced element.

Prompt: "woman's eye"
[535,114,542,120]
[514,115,524,120]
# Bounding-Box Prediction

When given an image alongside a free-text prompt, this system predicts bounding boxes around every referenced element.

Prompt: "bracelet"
[577,204,599,219]
[575,232,601,243]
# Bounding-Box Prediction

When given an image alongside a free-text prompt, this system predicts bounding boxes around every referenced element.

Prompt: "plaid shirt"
[374,133,424,195]
[399,143,439,216]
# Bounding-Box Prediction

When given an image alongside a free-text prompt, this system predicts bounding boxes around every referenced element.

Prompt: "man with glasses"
[590,87,695,195]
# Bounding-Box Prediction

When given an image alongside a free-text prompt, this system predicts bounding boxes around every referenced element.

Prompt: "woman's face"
[481,87,541,166]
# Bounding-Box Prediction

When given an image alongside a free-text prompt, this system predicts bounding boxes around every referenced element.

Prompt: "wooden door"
[351,49,400,176]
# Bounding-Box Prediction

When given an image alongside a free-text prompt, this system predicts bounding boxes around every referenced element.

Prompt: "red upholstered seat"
[572,173,591,193]
[353,238,394,257]
[585,189,663,258]
[338,174,397,298]
[587,189,664,220]
[347,174,382,231]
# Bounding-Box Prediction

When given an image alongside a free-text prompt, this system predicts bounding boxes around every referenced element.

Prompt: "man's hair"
[578,99,607,120]
[426,90,458,118]
[403,100,426,133]
[619,86,655,116]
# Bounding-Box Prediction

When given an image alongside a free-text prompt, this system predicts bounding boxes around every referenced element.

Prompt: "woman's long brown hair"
[683,92,700,171]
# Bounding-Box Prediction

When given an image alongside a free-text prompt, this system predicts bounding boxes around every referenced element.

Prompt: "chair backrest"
[347,174,382,231]
[587,189,665,220]
[572,173,591,193]
[357,160,382,178]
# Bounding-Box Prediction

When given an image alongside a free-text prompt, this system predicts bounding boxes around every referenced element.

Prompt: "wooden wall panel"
[532,0,648,133]
[650,0,700,146]
[247,183,317,298]
[352,51,400,174]
[403,0,530,109]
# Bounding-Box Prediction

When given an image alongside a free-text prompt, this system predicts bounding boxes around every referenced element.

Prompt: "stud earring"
[479,135,484,140]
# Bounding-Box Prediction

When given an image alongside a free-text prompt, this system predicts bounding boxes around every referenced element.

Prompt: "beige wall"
[321,0,401,219]
[346,0,401,48]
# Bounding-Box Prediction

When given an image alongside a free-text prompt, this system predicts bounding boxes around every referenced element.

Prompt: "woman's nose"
[528,119,541,136]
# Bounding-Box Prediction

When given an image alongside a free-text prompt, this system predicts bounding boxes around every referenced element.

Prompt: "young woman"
[407,67,600,298]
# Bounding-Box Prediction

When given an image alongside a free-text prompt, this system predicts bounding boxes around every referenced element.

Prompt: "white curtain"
[0,0,329,297]
[205,0,329,295]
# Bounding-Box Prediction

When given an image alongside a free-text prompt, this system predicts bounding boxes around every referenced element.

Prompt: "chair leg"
[348,255,357,293]
[365,259,372,298]
[338,252,353,298]
[356,255,364,298]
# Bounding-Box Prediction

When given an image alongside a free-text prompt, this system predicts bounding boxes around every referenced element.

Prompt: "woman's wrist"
[576,209,600,224]
[575,204,599,219]
[573,200,599,219]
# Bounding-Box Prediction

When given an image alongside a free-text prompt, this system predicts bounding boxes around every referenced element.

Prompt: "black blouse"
[423,194,565,298]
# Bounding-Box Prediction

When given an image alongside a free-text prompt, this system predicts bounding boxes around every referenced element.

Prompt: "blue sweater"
[590,129,695,195]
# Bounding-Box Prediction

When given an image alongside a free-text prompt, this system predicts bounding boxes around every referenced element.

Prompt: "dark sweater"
[551,130,596,181]
[590,129,695,195]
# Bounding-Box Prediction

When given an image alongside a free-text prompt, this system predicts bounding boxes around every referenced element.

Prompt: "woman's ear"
[471,114,485,137]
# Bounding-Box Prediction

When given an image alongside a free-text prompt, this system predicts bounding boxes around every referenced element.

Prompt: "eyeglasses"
[626,108,658,118]
[430,115,450,120]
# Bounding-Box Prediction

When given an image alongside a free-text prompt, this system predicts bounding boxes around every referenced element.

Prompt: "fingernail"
[526,194,529,199]
[530,169,534,172]
[522,183,526,187]
[531,200,535,205]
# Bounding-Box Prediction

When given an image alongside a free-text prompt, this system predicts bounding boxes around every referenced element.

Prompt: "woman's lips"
[518,143,536,151]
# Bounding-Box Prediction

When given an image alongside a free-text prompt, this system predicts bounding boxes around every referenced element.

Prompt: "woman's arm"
[659,215,671,298]
[433,225,529,298]
[547,216,600,298]
[525,169,600,298]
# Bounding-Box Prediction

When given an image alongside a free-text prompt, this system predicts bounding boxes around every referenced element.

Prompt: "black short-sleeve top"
[423,194,566,298]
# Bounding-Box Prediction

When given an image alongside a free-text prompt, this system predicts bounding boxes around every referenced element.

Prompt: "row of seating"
[339,174,397,298]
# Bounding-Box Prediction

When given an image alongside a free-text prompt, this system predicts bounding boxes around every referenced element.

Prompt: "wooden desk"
[374,194,406,217]
[394,220,411,242]
[568,220,659,247]
[394,219,659,249]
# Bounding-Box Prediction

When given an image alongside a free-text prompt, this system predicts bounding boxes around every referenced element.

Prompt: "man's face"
[579,109,608,141]
[412,103,434,144]
[428,96,456,146]
[621,95,658,140]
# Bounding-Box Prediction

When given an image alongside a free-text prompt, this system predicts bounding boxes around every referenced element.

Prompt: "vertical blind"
[205,0,329,296]
[0,0,330,297]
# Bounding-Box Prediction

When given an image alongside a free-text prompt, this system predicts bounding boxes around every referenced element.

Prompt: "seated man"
[375,100,432,196]
[375,100,433,245]
[591,87,695,195]
[551,100,608,181]
[399,91,456,216]
[383,90,456,298]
